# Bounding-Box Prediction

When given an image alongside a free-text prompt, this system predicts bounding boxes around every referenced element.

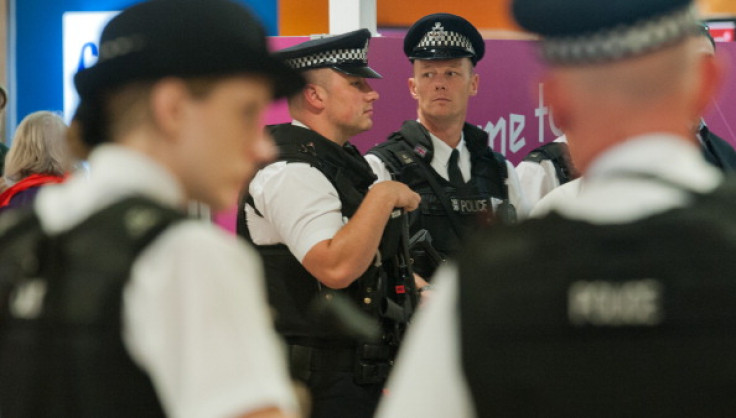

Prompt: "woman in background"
[0,111,71,212]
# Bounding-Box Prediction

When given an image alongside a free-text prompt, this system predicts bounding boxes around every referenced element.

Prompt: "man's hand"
[414,273,433,306]
[370,180,421,212]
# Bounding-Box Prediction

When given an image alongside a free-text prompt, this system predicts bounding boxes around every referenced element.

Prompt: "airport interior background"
[0,0,733,146]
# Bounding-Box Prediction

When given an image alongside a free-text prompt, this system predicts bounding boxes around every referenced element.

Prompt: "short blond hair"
[4,111,70,183]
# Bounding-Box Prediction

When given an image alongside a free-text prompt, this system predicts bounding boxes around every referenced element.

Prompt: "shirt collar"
[428,130,466,165]
[36,144,185,233]
[586,133,718,191]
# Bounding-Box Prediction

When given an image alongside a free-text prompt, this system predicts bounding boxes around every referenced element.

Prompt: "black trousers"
[305,370,383,418]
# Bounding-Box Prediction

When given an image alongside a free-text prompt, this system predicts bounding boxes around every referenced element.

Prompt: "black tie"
[448,149,464,187]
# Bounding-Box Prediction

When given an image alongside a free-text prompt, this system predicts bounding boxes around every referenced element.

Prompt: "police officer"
[0,1,305,417]
[377,0,736,416]
[518,22,736,211]
[366,13,529,279]
[516,135,579,209]
[242,29,421,418]
[695,22,736,172]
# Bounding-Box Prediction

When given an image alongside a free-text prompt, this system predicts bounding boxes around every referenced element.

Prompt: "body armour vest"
[523,141,579,185]
[242,124,414,348]
[0,198,182,418]
[368,120,512,276]
[458,177,736,417]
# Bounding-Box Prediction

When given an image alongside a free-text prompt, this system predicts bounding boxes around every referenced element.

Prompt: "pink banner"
[216,37,736,233]
[268,36,736,163]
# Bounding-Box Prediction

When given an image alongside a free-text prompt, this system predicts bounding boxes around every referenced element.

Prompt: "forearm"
[302,186,397,288]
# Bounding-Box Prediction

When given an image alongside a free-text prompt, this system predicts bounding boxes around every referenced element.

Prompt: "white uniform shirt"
[246,122,346,261]
[35,145,298,418]
[516,135,569,209]
[376,134,722,418]
[365,130,531,218]
[530,177,582,218]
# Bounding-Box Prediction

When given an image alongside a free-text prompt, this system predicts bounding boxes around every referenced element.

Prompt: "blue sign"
[8,0,278,142]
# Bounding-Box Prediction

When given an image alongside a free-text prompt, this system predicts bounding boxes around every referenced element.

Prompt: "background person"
[242,29,422,418]
[0,0,306,417]
[366,13,529,279]
[0,111,71,212]
[376,0,732,416]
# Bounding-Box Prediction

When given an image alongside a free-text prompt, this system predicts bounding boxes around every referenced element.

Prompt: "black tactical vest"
[458,176,736,417]
[368,120,512,276]
[0,198,182,418]
[241,124,414,348]
[523,140,579,185]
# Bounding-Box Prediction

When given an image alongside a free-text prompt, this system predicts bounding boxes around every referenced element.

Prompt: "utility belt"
[287,340,394,385]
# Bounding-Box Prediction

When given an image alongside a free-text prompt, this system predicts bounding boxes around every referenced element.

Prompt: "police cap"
[512,0,700,64]
[74,0,305,101]
[404,13,485,66]
[274,29,382,79]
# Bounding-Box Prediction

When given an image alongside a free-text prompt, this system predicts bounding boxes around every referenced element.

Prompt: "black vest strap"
[368,121,515,271]
[523,141,578,185]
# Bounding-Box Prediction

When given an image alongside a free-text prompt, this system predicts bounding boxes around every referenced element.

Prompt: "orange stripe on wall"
[279,0,329,36]
[279,0,517,36]
[378,0,517,30]
[700,0,736,15]
[278,0,736,37]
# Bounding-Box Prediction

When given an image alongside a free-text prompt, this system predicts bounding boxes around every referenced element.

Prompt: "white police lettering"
[10,279,47,319]
[567,279,663,326]
[450,198,489,213]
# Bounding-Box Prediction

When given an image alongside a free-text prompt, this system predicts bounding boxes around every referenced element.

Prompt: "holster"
[354,343,393,385]
[408,229,445,279]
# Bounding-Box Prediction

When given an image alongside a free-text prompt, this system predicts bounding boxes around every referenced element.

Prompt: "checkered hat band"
[416,30,475,55]
[285,47,368,70]
[542,4,700,64]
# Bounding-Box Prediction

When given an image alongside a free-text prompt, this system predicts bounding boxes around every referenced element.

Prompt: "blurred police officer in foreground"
[518,22,735,211]
[366,13,529,279]
[240,29,422,418]
[0,0,305,417]
[377,0,736,417]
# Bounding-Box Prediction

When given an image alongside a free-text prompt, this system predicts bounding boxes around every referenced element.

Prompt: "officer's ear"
[304,83,327,110]
[149,77,190,139]
[408,77,418,100]
[692,49,725,121]
[469,72,479,97]
[543,74,571,132]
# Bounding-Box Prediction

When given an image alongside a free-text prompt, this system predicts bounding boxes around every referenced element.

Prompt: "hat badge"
[427,22,447,42]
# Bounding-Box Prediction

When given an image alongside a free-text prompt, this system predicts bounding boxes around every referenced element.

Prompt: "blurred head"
[513,0,722,172]
[4,111,70,183]
[71,0,304,211]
